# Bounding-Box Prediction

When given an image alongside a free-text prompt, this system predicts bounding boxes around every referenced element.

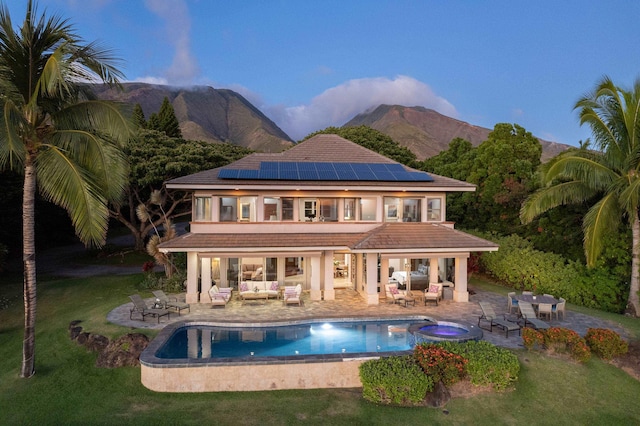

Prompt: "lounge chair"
[424,283,443,306]
[152,290,190,315]
[518,301,550,330]
[385,283,407,305]
[478,301,521,337]
[283,284,302,306]
[129,294,170,323]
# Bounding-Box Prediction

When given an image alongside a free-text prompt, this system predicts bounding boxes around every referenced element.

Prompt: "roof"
[166,134,475,191]
[158,223,498,253]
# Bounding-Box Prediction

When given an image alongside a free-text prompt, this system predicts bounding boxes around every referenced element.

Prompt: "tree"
[132,103,146,129]
[157,97,182,138]
[110,129,251,251]
[521,76,640,316]
[0,1,131,377]
[302,126,418,167]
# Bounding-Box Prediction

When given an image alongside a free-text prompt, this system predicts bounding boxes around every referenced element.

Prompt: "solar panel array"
[218,162,434,182]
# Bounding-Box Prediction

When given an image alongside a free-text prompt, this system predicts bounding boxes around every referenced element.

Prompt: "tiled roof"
[158,223,498,252]
[166,134,475,190]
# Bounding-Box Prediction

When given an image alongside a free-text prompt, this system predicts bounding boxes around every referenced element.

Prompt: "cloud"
[143,0,199,85]
[135,76,169,85]
[259,75,457,140]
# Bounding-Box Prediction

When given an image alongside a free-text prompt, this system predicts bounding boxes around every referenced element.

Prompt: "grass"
[1,272,639,425]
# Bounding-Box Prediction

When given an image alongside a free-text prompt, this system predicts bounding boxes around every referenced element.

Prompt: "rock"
[76,332,90,345]
[85,334,110,352]
[68,320,82,330]
[95,333,150,368]
[69,326,83,340]
[424,381,451,407]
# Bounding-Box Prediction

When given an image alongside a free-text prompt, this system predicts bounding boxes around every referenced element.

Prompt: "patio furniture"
[129,294,170,323]
[283,284,302,306]
[211,292,228,308]
[152,290,190,315]
[478,301,521,337]
[208,285,232,303]
[518,302,550,330]
[537,303,553,321]
[522,291,533,296]
[553,298,566,320]
[507,292,519,314]
[385,283,407,305]
[424,283,442,306]
[514,293,559,307]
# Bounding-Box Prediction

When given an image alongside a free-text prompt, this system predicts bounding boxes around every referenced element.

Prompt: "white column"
[429,258,439,283]
[186,252,199,303]
[200,257,212,303]
[324,251,335,300]
[380,257,389,284]
[310,256,322,301]
[365,253,379,305]
[277,257,286,285]
[356,253,364,293]
[454,256,469,302]
[211,196,220,222]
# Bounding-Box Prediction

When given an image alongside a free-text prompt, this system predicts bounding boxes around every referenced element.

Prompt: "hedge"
[475,233,627,313]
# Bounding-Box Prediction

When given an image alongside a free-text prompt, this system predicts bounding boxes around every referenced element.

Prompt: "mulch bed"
[611,340,640,381]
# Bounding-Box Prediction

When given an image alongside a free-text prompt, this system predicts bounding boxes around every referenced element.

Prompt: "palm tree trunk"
[629,210,640,317]
[21,161,37,378]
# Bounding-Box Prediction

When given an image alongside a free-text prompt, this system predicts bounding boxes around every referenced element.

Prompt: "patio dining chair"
[552,298,566,320]
[518,302,550,330]
[507,292,519,314]
[537,303,553,321]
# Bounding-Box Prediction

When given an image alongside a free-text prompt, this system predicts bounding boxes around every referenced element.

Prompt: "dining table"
[514,294,559,306]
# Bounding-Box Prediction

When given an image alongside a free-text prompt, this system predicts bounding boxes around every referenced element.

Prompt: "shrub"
[140,270,186,293]
[585,328,629,360]
[413,343,467,386]
[542,327,591,363]
[438,340,520,391]
[359,356,434,405]
[475,232,626,313]
[522,328,544,351]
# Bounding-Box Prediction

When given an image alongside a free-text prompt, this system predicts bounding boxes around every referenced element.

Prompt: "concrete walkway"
[108,287,630,350]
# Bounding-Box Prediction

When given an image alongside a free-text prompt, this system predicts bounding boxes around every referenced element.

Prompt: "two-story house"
[159,134,498,305]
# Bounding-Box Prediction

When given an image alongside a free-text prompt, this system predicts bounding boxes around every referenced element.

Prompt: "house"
[159,134,498,305]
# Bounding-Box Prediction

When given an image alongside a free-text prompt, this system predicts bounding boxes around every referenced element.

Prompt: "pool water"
[419,325,467,336]
[156,320,415,359]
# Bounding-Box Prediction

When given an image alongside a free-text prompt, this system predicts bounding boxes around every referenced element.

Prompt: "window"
[359,198,377,221]
[318,198,338,221]
[282,198,294,221]
[219,197,237,222]
[344,198,356,221]
[194,196,211,221]
[427,198,442,221]
[303,199,317,221]
[264,197,279,221]
[384,197,400,222]
[402,198,422,222]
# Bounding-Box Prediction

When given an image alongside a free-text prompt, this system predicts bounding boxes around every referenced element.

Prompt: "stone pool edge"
[140,315,431,392]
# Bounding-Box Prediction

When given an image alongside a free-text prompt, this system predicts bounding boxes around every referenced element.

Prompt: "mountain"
[92,83,293,152]
[344,105,571,161]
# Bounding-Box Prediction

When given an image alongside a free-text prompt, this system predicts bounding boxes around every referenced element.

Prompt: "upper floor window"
[318,198,338,222]
[384,197,422,222]
[427,198,442,221]
[344,198,356,221]
[194,196,211,221]
[220,197,237,222]
[359,198,377,221]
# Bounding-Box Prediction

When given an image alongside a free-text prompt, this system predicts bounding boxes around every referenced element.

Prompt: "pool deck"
[108,287,630,350]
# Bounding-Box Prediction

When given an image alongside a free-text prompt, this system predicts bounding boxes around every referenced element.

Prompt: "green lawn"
[1,272,639,425]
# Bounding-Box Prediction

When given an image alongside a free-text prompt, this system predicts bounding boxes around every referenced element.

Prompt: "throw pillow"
[270,281,279,291]
[429,284,439,293]
[240,282,248,292]
[390,287,399,295]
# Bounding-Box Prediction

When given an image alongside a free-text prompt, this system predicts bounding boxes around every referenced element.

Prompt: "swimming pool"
[139,316,481,392]
[155,320,416,359]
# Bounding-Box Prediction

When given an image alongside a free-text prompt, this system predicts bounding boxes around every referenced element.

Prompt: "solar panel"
[217,162,434,182]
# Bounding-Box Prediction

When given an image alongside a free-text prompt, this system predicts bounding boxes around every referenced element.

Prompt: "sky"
[5,0,640,145]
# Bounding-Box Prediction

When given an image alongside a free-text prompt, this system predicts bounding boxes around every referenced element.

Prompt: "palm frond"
[583,193,621,267]
[520,181,595,224]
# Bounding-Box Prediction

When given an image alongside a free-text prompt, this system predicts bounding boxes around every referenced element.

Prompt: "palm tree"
[521,76,640,317]
[0,1,131,377]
